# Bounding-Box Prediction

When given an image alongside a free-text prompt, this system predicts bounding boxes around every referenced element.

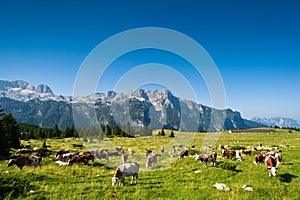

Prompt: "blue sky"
[0,0,299,120]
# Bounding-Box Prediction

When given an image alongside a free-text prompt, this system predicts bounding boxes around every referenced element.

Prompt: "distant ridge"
[0,80,263,131]
[251,117,300,128]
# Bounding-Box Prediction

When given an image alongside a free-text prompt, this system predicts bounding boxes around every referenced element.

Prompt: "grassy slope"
[0,129,299,200]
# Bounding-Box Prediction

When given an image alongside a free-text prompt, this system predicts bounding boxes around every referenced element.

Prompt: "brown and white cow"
[68,154,94,165]
[160,146,165,154]
[179,147,189,159]
[253,153,265,165]
[7,156,42,170]
[221,149,237,160]
[265,155,277,177]
[55,149,70,158]
[82,152,95,162]
[242,149,252,155]
[195,152,217,167]
[56,152,79,162]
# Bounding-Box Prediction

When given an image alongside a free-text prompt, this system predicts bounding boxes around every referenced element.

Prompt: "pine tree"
[161,129,165,136]
[169,130,175,138]
[0,108,20,157]
[41,140,47,150]
[1,113,20,149]
[0,107,9,157]
[104,125,112,137]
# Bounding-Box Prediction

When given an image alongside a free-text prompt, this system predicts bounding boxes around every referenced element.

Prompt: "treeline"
[281,126,300,132]
[78,123,152,139]
[18,123,79,140]
[19,122,152,140]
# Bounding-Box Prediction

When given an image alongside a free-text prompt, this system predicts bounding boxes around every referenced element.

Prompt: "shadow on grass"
[217,161,242,173]
[282,162,293,166]
[278,173,298,183]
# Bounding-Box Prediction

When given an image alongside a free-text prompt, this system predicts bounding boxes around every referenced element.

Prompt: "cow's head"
[112,177,118,186]
[7,159,15,167]
[195,154,204,161]
[115,169,123,178]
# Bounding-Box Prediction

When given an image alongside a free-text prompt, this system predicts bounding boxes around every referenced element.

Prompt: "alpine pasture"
[1,129,300,200]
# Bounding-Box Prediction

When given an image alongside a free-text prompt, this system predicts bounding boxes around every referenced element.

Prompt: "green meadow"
[1,129,300,200]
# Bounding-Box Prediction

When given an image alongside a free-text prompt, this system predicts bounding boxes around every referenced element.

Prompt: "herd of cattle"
[6,143,283,186]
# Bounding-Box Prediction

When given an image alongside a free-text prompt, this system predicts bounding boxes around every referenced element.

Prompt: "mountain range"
[0,80,263,131]
[251,117,300,128]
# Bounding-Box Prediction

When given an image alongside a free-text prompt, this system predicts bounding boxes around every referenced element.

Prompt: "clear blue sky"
[0,0,299,120]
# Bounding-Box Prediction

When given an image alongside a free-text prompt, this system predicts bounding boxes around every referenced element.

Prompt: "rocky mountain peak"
[35,84,53,94]
[0,79,264,130]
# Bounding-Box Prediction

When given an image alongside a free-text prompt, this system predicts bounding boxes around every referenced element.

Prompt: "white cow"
[112,162,139,186]
[146,153,158,170]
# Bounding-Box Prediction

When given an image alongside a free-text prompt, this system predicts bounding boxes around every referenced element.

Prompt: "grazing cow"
[83,151,92,155]
[160,146,165,154]
[55,150,70,158]
[253,153,265,164]
[242,149,252,155]
[112,162,139,186]
[171,146,180,154]
[179,148,189,159]
[83,153,95,162]
[195,152,217,167]
[7,156,42,170]
[145,149,153,157]
[56,152,78,162]
[69,155,92,165]
[146,153,158,170]
[16,148,32,155]
[96,150,109,160]
[221,149,236,160]
[265,155,277,177]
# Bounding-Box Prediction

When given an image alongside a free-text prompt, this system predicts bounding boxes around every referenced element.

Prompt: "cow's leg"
[131,175,134,184]
[268,167,272,177]
[136,173,138,184]
[120,178,124,186]
[271,167,276,176]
